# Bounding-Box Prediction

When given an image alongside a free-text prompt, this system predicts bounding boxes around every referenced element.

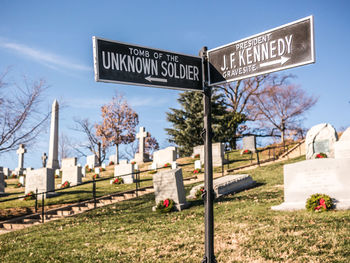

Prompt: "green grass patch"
[0,155,349,262]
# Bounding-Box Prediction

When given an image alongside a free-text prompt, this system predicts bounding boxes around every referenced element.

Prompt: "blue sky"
[1,1,349,169]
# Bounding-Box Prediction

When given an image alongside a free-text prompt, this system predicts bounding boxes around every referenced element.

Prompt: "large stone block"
[25,168,55,196]
[334,127,350,159]
[272,159,350,211]
[153,147,177,167]
[153,168,189,211]
[86,155,98,168]
[61,166,82,186]
[188,174,256,199]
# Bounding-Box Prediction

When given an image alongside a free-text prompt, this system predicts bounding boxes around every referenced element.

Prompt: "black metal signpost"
[93,15,314,263]
[93,37,202,91]
[207,16,315,86]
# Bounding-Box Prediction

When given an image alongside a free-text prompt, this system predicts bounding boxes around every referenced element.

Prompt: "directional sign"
[207,16,315,86]
[93,37,203,91]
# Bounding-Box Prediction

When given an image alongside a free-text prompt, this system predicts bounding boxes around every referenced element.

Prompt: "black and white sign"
[93,37,203,91]
[207,16,315,86]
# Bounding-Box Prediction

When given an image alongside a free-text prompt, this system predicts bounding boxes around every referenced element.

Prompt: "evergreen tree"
[165,91,245,157]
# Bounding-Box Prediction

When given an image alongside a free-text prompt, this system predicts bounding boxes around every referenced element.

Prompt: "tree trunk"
[97,142,102,166]
[115,144,119,165]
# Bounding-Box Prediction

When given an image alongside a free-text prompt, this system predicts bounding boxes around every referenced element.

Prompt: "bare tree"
[95,93,139,164]
[0,70,50,153]
[72,118,108,166]
[58,132,72,162]
[216,75,270,148]
[250,75,318,144]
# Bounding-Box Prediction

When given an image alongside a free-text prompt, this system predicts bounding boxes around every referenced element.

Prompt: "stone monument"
[152,168,189,211]
[47,100,60,170]
[86,154,98,168]
[272,125,350,211]
[15,144,27,175]
[305,123,338,159]
[134,127,150,163]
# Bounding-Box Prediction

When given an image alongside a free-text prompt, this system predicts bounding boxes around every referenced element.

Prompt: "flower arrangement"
[93,174,99,179]
[306,193,333,212]
[156,198,174,213]
[24,191,35,201]
[316,152,327,159]
[61,181,70,189]
[163,163,171,168]
[195,186,205,199]
[112,177,123,185]
[148,170,157,175]
[131,161,136,165]
[194,154,200,159]
[11,173,17,179]
[193,169,201,174]
[55,173,60,179]
[242,149,251,155]
[15,182,23,188]
[109,161,114,166]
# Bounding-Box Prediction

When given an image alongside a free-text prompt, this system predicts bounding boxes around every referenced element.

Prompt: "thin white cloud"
[0,38,92,72]
[66,96,170,110]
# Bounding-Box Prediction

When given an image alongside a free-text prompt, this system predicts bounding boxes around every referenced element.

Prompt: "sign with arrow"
[207,16,315,86]
[93,37,203,91]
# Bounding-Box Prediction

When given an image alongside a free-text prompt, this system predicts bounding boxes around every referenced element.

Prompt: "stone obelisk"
[47,99,59,170]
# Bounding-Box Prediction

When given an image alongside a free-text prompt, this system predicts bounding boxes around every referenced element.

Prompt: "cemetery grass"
[1,156,349,262]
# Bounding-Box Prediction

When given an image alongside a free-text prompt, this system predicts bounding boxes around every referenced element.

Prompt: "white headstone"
[82,168,86,177]
[134,163,139,170]
[242,136,256,153]
[153,146,177,167]
[61,157,77,168]
[109,155,116,164]
[171,162,178,169]
[94,167,100,174]
[119,159,128,165]
[152,168,189,211]
[19,176,25,185]
[151,162,157,170]
[102,163,106,169]
[305,123,338,159]
[192,143,226,166]
[61,166,82,186]
[114,163,135,184]
[194,160,202,170]
[25,168,55,197]
[86,154,98,168]
[55,169,60,176]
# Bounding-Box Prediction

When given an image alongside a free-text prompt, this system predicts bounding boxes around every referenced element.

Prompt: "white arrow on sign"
[145,76,168,83]
[260,56,290,68]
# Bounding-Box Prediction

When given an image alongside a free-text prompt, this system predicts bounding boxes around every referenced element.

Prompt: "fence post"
[93,177,96,209]
[35,188,38,213]
[226,152,230,169]
[41,192,45,223]
[256,150,260,166]
[135,171,139,197]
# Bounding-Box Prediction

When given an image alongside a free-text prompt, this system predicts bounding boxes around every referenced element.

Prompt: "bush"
[306,193,333,212]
